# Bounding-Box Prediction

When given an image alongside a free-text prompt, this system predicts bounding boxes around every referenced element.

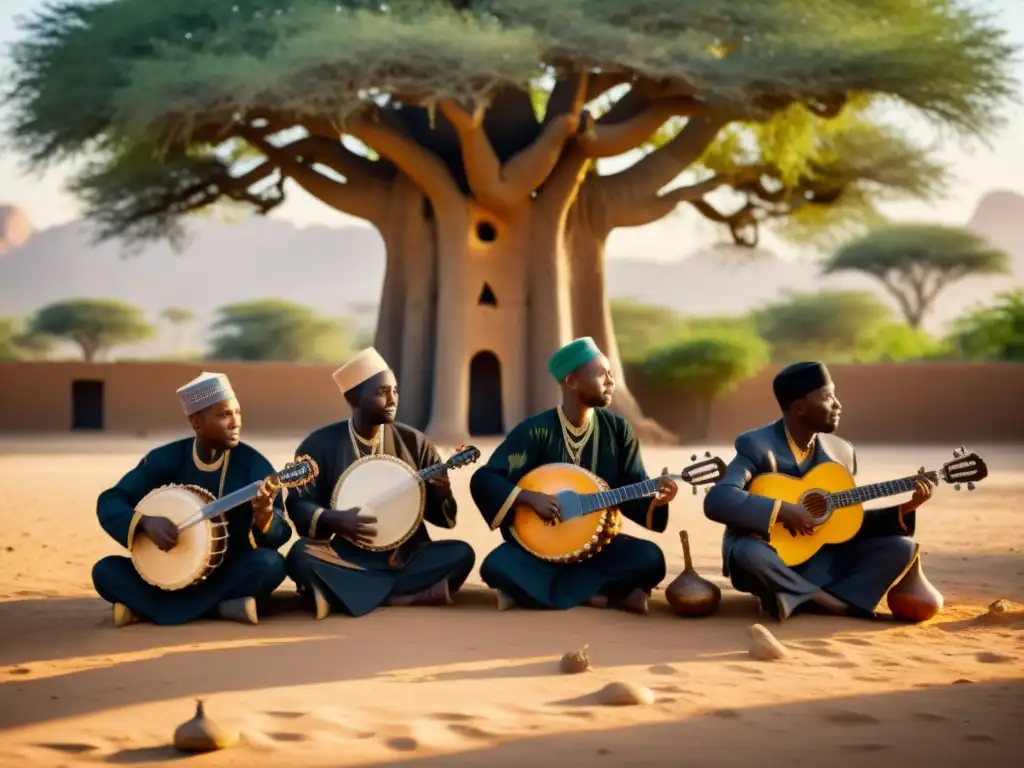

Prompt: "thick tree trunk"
[423,199,532,443]
[565,181,678,444]
[374,175,438,430]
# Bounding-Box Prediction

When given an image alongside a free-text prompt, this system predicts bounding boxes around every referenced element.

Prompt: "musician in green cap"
[470,337,678,614]
[92,372,292,628]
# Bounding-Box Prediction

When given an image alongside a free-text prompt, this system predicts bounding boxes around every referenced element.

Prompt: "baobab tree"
[5,0,1016,442]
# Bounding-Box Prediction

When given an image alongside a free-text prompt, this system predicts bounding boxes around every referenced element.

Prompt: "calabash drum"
[130,484,229,591]
[511,463,622,564]
[331,454,424,551]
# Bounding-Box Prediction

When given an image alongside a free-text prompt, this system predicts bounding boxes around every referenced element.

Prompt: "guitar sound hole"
[801,491,830,522]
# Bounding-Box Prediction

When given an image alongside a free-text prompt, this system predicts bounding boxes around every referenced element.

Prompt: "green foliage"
[28,299,155,361]
[851,322,945,363]
[611,299,757,363]
[3,0,1016,245]
[945,289,1024,362]
[208,299,352,362]
[825,223,1011,327]
[639,330,769,400]
[610,300,689,363]
[161,307,196,325]
[0,317,54,361]
[753,290,893,362]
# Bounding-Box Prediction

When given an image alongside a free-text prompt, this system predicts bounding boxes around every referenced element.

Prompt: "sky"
[1,0,1022,262]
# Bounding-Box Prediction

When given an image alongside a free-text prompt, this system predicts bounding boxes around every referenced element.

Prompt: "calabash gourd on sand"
[173,700,238,753]
[665,531,722,618]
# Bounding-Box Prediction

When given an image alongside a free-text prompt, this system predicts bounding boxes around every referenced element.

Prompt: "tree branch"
[603,114,728,197]
[441,75,587,211]
[544,71,630,123]
[343,108,461,209]
[593,174,733,230]
[578,96,703,158]
[235,131,389,224]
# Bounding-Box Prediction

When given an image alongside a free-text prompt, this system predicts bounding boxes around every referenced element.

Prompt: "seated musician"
[92,372,291,627]
[470,337,678,614]
[703,361,934,622]
[284,348,476,619]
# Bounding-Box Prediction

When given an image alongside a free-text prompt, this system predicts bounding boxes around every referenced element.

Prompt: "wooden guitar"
[753,446,988,567]
[512,452,726,563]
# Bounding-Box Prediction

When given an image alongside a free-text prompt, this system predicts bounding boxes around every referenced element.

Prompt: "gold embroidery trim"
[557,405,596,467]
[644,496,660,530]
[309,507,325,538]
[126,507,146,547]
[348,419,382,457]
[491,487,521,530]
[882,542,920,600]
[784,427,816,465]
[767,498,782,533]
[897,503,909,531]
[192,438,226,472]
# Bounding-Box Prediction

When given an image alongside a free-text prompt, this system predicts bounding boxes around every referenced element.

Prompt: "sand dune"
[0,438,1021,767]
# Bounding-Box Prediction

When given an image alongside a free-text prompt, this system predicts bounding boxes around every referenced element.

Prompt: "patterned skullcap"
[176,372,235,415]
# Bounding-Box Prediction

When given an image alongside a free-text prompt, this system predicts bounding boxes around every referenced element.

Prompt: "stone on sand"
[596,682,655,706]
[559,644,592,674]
[748,624,789,660]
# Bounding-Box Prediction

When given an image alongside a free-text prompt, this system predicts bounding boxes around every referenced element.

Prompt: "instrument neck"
[416,461,451,482]
[200,479,264,518]
[828,470,939,510]
[579,476,676,515]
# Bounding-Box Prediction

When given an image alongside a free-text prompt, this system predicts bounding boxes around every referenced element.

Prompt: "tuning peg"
[954,483,961,491]
[967,482,976,491]
[691,454,697,461]
[704,451,711,458]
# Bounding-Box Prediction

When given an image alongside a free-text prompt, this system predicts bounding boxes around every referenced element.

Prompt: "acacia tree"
[824,223,1011,328]
[5,0,1016,442]
[28,299,155,361]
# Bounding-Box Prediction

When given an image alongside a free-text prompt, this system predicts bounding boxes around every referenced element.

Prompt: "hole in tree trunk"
[469,351,504,436]
[477,283,498,307]
[475,221,497,243]
[422,197,434,221]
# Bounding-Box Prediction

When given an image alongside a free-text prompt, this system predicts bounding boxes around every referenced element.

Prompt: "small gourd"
[173,699,238,753]
[559,643,592,674]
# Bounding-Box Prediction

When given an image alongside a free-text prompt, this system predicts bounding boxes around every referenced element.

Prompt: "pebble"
[748,623,789,661]
[596,681,655,706]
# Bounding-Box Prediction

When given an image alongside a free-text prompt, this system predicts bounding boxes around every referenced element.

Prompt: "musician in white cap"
[91,372,292,627]
[284,348,476,619]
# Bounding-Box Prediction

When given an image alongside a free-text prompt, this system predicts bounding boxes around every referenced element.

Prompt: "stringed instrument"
[753,446,988,567]
[331,445,480,551]
[512,452,726,563]
[131,455,319,591]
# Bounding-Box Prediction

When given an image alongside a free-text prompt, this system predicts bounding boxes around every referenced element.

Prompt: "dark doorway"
[71,379,104,430]
[469,351,504,435]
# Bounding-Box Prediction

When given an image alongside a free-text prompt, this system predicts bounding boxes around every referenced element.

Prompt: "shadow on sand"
[0,585,913,731]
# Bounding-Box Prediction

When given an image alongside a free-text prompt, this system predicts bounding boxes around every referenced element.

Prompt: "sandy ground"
[0,435,1021,767]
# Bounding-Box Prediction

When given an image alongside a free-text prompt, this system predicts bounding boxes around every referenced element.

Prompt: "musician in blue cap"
[92,372,292,627]
[703,361,934,622]
[470,337,678,614]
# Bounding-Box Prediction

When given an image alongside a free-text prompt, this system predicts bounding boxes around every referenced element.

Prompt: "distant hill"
[0,204,32,254]
[0,191,1020,359]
